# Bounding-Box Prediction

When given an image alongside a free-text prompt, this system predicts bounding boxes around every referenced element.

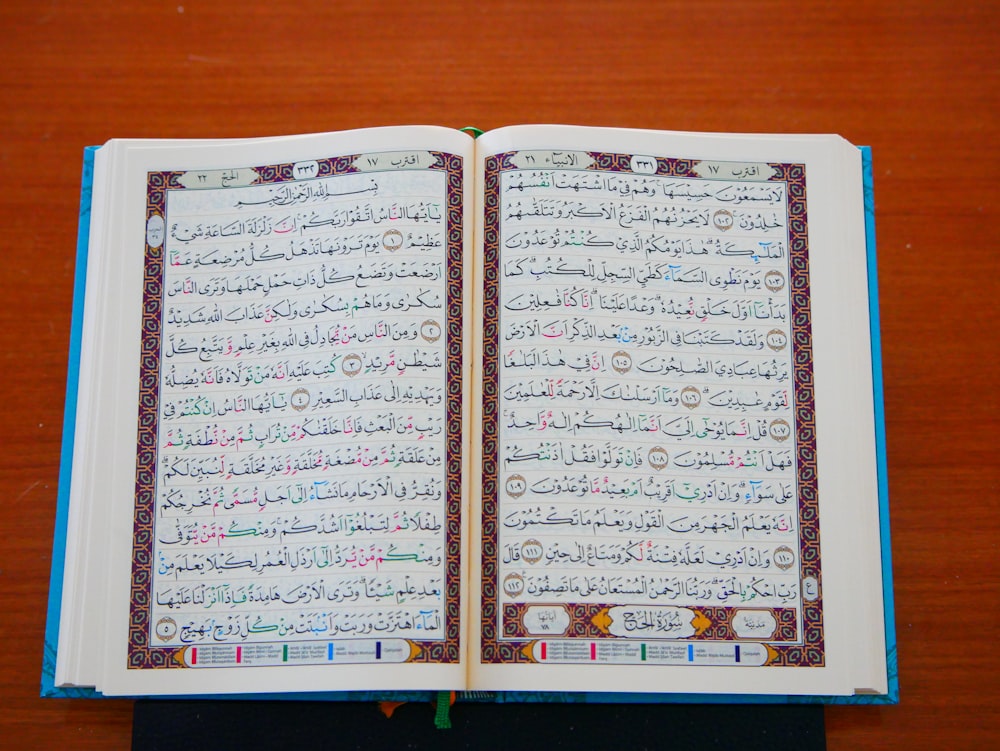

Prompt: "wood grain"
[0,1,996,748]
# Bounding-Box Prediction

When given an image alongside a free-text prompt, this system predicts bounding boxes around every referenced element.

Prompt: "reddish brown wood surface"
[0,1,996,748]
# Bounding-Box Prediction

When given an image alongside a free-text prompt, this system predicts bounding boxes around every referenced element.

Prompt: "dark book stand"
[133,699,824,750]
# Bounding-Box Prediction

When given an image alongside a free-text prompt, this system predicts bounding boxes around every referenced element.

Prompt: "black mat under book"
[132,699,825,751]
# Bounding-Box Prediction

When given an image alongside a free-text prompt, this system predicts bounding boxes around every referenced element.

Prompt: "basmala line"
[164,189,450,224]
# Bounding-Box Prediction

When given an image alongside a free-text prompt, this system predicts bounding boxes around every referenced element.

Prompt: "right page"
[470,125,887,697]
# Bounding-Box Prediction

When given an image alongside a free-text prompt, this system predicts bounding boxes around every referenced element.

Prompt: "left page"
[57,127,474,696]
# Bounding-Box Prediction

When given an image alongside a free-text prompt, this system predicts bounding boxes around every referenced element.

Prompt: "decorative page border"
[127,152,465,669]
[480,151,823,667]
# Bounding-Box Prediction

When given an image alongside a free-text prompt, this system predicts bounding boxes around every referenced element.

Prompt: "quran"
[44,125,895,701]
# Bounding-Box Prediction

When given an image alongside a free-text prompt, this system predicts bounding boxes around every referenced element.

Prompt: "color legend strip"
[528,640,768,666]
[181,639,411,668]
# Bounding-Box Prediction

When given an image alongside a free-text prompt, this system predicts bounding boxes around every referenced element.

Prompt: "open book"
[44,125,895,701]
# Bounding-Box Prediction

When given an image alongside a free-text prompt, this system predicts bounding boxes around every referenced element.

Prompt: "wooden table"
[1,1,996,747]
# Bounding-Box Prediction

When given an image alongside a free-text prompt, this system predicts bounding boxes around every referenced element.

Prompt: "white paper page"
[470,125,884,697]
[55,144,113,687]
[59,136,297,688]
[72,127,474,696]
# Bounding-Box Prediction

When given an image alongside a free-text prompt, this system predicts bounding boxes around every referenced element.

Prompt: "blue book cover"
[42,143,896,705]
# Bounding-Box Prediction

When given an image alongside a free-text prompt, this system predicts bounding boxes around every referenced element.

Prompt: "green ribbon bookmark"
[433,690,452,729]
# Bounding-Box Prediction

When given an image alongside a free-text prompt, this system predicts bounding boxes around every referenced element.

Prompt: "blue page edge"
[41,146,99,698]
